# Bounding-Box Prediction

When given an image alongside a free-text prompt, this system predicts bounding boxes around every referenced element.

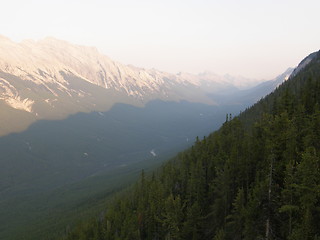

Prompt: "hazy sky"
[1,0,319,79]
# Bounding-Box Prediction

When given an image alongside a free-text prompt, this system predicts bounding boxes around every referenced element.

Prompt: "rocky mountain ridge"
[0,36,290,136]
[0,36,264,112]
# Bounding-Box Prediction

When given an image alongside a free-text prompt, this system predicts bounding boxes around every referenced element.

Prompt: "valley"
[0,0,318,238]
[0,99,241,239]
[59,50,320,240]
[0,36,296,239]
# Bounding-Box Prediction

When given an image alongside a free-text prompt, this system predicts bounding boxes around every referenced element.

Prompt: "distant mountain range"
[0,35,289,136]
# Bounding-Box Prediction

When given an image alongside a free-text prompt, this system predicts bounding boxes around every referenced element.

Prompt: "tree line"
[59,51,320,240]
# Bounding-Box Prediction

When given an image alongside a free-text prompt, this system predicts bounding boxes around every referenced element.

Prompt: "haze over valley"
[0,35,295,239]
[0,1,320,239]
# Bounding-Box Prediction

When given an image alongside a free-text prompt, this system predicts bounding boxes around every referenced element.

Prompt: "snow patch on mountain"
[0,77,34,112]
[5,96,34,112]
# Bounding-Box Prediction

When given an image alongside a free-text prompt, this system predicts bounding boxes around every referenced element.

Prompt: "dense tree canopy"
[59,51,320,240]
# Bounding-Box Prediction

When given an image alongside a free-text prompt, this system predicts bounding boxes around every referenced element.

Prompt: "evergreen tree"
[58,50,320,240]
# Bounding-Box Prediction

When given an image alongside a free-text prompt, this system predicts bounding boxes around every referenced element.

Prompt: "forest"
[59,51,320,240]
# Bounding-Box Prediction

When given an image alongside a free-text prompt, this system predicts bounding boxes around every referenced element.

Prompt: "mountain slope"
[59,51,320,240]
[0,36,265,136]
[0,36,285,240]
[207,68,293,106]
[0,100,233,240]
[0,36,209,135]
[0,36,302,240]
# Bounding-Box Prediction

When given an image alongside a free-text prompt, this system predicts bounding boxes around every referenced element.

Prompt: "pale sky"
[1,0,319,79]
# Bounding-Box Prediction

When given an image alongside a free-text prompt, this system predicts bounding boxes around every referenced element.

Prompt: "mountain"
[0,36,265,136]
[205,68,293,106]
[225,67,293,105]
[177,71,262,93]
[289,51,318,78]
[0,35,298,240]
[59,50,320,240]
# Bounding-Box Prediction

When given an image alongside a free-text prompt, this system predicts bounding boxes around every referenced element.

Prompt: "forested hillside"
[59,51,320,240]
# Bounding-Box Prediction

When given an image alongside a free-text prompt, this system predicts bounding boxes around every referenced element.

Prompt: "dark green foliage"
[59,51,320,240]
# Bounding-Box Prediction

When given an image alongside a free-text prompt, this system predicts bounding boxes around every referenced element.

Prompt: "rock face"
[290,52,318,79]
[0,37,173,104]
[0,35,281,136]
[0,37,214,115]
[0,37,200,135]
